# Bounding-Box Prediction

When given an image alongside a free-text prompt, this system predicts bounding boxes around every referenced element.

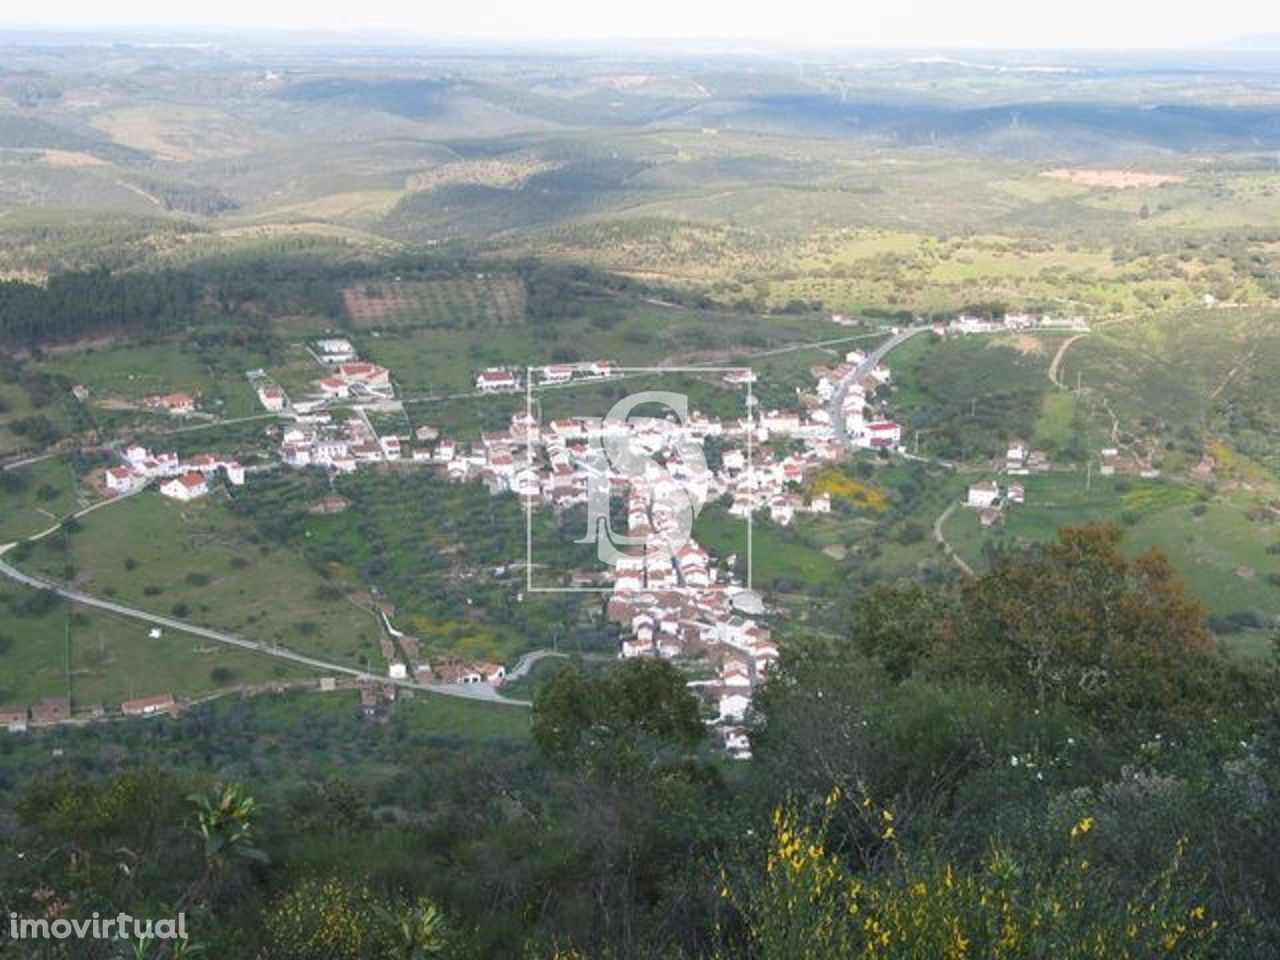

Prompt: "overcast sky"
[4,0,1277,49]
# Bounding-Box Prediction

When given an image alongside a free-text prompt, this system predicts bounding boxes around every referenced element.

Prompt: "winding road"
[1047,333,1090,388]
[830,325,931,447]
[0,541,530,708]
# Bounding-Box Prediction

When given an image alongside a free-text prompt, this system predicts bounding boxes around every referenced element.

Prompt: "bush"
[265,877,448,960]
[719,799,1221,960]
[11,588,60,618]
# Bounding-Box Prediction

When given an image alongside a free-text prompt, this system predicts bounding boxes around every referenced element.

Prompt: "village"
[33,313,1092,749]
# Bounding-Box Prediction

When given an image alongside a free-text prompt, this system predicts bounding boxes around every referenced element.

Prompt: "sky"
[3,0,1278,50]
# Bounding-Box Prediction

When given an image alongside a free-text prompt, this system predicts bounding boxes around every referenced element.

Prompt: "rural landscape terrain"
[1,28,1280,959]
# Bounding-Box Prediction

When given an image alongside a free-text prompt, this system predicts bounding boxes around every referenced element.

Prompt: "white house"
[721,661,752,688]
[1006,442,1029,473]
[105,466,138,493]
[719,690,751,722]
[863,421,902,449]
[475,369,518,393]
[160,472,209,502]
[808,493,832,514]
[337,363,392,390]
[224,462,246,486]
[539,364,575,384]
[967,481,1000,508]
[315,338,357,362]
[257,386,286,412]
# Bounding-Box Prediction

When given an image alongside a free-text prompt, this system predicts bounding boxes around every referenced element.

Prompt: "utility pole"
[64,617,72,707]
[1086,460,1093,491]
[1076,371,1082,396]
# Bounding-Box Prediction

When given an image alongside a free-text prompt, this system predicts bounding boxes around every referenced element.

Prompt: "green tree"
[533,659,704,770]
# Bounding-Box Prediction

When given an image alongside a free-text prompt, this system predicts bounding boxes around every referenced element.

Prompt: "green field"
[198,685,531,742]
[943,472,1280,654]
[17,492,385,670]
[694,506,837,590]
[0,455,84,542]
[39,337,269,419]
[0,578,314,709]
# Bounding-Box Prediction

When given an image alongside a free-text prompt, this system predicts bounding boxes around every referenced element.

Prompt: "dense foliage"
[0,524,1276,957]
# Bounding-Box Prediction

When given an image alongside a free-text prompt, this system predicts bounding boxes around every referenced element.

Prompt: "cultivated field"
[343,276,527,329]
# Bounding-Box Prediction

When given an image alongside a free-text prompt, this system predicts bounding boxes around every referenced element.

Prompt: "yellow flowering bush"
[718,794,1220,960]
[265,876,449,959]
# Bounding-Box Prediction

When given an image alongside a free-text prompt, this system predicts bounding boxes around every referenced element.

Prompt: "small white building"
[539,364,575,384]
[719,690,751,722]
[316,338,357,362]
[967,481,1000,509]
[257,386,286,412]
[160,472,209,502]
[475,369,518,393]
[105,466,138,493]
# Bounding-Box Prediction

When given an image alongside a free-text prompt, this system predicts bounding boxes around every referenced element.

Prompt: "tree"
[189,782,266,869]
[939,524,1230,728]
[850,582,949,681]
[533,659,704,772]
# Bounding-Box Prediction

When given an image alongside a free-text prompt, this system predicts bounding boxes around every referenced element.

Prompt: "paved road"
[830,326,931,447]
[0,543,530,708]
[1,450,60,472]
[508,648,569,681]
[399,330,892,408]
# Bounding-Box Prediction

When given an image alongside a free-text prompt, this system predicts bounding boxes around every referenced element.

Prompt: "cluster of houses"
[309,339,393,402]
[1100,447,1162,479]
[1,694,176,733]
[966,478,1026,527]
[104,444,245,502]
[279,413,396,472]
[474,360,616,393]
[814,348,903,451]
[938,312,1090,337]
[961,441,1041,526]
[262,353,916,752]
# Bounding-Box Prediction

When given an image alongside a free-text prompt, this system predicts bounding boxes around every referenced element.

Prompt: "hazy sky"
[5,0,1277,49]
